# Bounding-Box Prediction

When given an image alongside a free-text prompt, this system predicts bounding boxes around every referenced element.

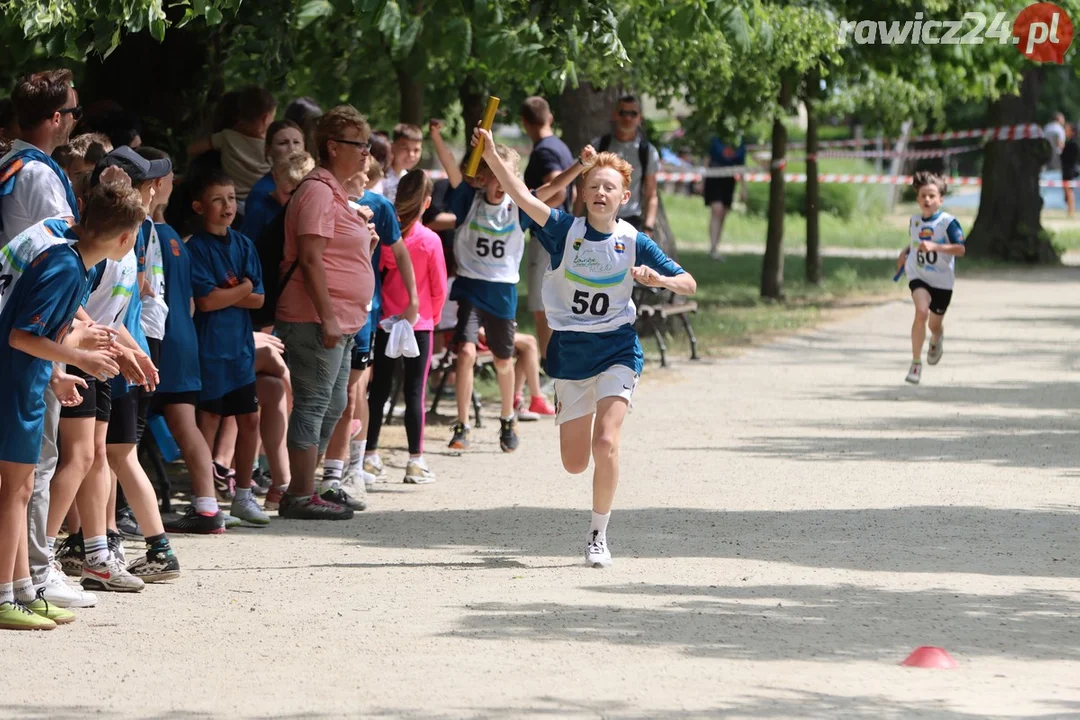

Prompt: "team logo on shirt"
[224,270,239,287]
[613,241,625,254]
[29,313,44,329]
[918,227,933,241]
[170,239,181,257]
[573,238,583,251]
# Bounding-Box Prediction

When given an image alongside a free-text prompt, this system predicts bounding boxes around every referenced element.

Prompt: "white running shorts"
[553,365,639,426]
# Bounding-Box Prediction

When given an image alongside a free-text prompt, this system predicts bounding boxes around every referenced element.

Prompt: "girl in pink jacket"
[368,169,447,484]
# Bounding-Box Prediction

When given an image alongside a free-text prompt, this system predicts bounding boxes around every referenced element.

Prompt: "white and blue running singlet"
[905,211,963,290]
[453,194,525,284]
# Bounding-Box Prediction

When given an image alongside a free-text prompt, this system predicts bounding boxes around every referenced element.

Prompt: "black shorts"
[351,348,371,371]
[59,366,112,421]
[704,177,736,207]
[909,279,953,315]
[151,391,200,413]
[454,301,516,359]
[106,386,152,445]
[198,382,259,417]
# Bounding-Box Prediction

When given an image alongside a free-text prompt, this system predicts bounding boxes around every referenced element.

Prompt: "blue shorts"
[0,382,47,464]
[352,306,379,368]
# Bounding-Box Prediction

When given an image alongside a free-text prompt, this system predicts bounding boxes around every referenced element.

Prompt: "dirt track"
[5,268,1080,719]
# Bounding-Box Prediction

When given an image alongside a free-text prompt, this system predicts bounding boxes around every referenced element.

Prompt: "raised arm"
[535,145,594,207]
[472,127,552,229]
[429,119,463,189]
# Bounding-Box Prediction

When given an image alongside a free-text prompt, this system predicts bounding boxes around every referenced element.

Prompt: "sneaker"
[499,417,519,453]
[448,423,470,451]
[905,361,922,385]
[251,468,271,497]
[515,395,540,422]
[927,335,944,365]
[221,512,244,530]
[340,470,370,507]
[321,486,367,511]
[82,556,145,593]
[127,551,181,583]
[348,465,377,489]
[585,531,613,568]
[0,600,56,630]
[115,506,142,539]
[528,395,556,417]
[56,532,84,578]
[107,530,127,567]
[39,566,97,608]
[165,505,227,535]
[28,590,76,625]
[278,492,354,520]
[404,458,436,485]
[363,454,388,482]
[264,485,286,511]
[230,493,271,526]
[213,463,236,500]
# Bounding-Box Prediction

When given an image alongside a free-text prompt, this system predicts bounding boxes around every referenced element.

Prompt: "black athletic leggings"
[366,328,433,455]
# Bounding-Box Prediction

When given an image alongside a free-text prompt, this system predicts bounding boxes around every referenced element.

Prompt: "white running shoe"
[230,493,270,526]
[363,454,388,483]
[905,362,922,385]
[404,457,436,485]
[927,335,944,365]
[339,470,369,505]
[585,531,612,568]
[40,565,98,608]
[82,556,145,593]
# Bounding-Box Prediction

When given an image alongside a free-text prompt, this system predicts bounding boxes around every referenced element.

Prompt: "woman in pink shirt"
[367,169,447,484]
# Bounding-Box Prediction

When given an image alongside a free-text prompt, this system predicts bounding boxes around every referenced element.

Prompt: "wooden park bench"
[634,286,700,367]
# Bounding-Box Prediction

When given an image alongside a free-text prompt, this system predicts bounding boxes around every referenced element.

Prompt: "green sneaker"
[27,595,76,625]
[0,600,56,631]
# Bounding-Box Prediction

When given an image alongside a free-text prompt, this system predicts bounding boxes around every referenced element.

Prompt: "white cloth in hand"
[379,315,420,358]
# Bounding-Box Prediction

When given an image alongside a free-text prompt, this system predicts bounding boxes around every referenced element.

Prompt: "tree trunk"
[459,75,487,153]
[554,81,620,155]
[762,77,793,300]
[968,67,1056,263]
[804,68,821,285]
[396,66,424,126]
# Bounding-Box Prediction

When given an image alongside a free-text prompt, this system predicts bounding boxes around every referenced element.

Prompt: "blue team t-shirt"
[157,223,201,394]
[446,183,526,320]
[528,208,685,380]
[246,173,275,214]
[708,138,746,167]
[0,232,97,463]
[187,227,264,403]
[239,189,284,244]
[356,189,401,322]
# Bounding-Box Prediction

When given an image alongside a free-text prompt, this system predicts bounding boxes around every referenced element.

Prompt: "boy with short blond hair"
[382,123,423,203]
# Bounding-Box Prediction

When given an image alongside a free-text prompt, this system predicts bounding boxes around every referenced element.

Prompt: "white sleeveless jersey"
[905,211,959,290]
[140,220,169,339]
[84,247,137,328]
[543,217,638,333]
[453,194,525,284]
[0,218,74,317]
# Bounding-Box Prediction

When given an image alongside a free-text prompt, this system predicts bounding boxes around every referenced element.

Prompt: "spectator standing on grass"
[1044,112,1066,172]
[578,94,660,236]
[521,96,574,372]
[276,106,416,520]
[1062,123,1079,218]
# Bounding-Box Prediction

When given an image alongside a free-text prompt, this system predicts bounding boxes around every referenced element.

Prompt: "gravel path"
[5,268,1080,719]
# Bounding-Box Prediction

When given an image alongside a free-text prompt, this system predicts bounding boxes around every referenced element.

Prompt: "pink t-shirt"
[380,221,447,332]
[277,167,374,334]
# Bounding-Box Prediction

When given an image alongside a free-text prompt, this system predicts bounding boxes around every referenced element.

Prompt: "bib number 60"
[476,237,505,258]
[916,249,938,266]
[572,289,610,316]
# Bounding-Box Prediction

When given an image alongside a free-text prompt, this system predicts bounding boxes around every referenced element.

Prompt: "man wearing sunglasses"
[582,94,660,236]
[0,68,89,611]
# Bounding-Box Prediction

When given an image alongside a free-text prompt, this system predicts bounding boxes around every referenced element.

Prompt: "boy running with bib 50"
[895,171,965,385]
[472,127,696,568]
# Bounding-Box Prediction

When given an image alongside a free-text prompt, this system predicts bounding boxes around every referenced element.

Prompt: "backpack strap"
[598,134,612,153]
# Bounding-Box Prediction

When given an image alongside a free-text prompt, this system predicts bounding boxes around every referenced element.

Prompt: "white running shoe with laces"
[363,454,388,483]
[230,493,270,526]
[585,531,612,568]
[40,565,98,608]
[404,457,436,485]
[927,335,944,365]
[905,361,922,385]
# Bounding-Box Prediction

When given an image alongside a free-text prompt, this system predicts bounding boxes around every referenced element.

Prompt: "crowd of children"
[0,70,702,631]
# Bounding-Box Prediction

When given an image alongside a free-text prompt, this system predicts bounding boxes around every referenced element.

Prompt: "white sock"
[590,511,611,539]
[235,487,253,501]
[47,536,56,552]
[85,535,109,567]
[323,459,344,478]
[349,440,366,469]
[0,582,12,606]
[13,578,35,603]
[194,496,219,514]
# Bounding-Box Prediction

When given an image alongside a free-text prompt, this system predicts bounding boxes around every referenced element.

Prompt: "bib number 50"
[572,289,610,316]
[476,237,505,258]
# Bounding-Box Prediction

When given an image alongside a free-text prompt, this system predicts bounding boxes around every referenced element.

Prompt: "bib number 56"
[572,289,610,316]
[476,237,505,258]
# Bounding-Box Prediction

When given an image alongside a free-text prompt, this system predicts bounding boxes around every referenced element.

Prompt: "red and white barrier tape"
[652,171,1080,188]
[748,123,1044,151]
[804,144,982,160]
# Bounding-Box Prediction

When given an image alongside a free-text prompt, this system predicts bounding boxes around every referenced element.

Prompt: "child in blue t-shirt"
[430,119,525,454]
[472,127,697,569]
[186,169,268,527]
[0,182,145,630]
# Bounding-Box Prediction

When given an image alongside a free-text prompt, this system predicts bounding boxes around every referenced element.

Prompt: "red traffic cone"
[901,646,958,669]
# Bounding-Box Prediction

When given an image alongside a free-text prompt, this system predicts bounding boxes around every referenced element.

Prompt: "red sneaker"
[528,395,556,416]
